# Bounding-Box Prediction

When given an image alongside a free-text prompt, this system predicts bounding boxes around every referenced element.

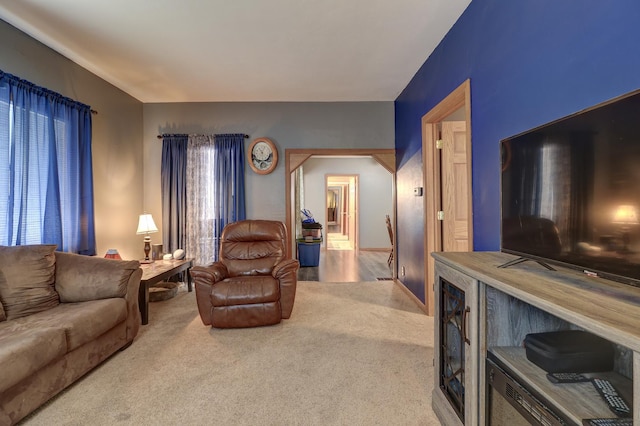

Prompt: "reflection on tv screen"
[501,90,640,286]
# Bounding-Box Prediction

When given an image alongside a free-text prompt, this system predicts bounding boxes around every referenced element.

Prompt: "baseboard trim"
[394,279,428,314]
[359,248,392,252]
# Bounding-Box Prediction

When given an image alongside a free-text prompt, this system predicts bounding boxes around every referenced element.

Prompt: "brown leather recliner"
[190,220,300,328]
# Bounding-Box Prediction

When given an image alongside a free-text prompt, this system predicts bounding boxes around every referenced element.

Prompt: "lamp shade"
[136,214,159,234]
[613,205,639,225]
[104,249,122,260]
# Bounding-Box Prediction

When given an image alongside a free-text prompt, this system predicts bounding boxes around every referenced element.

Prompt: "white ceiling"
[0,0,470,103]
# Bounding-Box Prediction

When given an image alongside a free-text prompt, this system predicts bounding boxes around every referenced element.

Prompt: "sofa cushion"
[5,298,127,351]
[54,252,140,303]
[0,327,67,394]
[0,245,59,320]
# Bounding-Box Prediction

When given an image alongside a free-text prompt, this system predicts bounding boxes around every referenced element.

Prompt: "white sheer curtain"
[539,143,571,252]
[185,135,217,266]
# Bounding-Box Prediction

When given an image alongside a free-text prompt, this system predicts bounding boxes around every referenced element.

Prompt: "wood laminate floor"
[297,249,393,282]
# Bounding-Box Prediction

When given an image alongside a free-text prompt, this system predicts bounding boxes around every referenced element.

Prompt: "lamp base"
[617,230,635,254]
[139,259,155,264]
[142,235,155,263]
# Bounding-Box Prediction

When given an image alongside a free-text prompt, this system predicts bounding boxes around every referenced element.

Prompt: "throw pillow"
[0,245,59,320]
[55,251,140,302]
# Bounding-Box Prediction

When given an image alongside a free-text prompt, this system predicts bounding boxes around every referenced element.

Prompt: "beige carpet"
[22,281,438,425]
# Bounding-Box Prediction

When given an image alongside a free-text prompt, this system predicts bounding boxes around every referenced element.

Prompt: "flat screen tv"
[500,89,640,287]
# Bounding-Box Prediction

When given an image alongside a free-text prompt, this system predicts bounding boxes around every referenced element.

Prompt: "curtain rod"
[1,69,98,115]
[157,133,249,139]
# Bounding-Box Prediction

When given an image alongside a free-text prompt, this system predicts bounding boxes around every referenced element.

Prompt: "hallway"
[326,232,352,250]
[297,249,393,282]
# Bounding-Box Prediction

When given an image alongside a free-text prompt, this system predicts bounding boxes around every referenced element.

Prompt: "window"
[0,71,96,254]
[161,133,245,265]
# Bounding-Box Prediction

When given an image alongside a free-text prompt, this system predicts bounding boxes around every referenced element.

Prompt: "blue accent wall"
[395,0,640,302]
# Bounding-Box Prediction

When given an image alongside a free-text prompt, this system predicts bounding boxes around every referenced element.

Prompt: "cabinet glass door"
[439,277,468,422]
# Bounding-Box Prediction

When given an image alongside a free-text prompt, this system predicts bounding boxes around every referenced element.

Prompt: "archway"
[284,149,396,269]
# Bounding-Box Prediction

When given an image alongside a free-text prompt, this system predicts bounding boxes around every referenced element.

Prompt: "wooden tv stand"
[432,251,640,425]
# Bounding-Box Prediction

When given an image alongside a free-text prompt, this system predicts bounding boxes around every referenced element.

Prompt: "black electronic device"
[546,372,590,384]
[500,89,640,288]
[591,378,631,417]
[582,419,633,426]
[523,330,614,373]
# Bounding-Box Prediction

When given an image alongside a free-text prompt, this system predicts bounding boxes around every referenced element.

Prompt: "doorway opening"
[422,79,473,314]
[326,174,358,251]
[285,149,396,281]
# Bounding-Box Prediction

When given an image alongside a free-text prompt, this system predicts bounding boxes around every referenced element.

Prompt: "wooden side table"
[138,258,193,325]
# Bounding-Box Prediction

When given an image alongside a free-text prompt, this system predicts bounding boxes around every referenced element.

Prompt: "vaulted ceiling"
[0,0,470,102]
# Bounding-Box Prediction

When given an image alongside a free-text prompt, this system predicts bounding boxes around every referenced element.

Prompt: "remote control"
[583,419,633,426]
[546,372,590,383]
[591,378,631,417]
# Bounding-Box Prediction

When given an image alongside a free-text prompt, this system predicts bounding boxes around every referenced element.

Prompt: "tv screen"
[501,89,640,287]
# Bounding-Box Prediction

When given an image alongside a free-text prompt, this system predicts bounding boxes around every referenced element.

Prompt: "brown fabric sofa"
[191,220,299,328]
[0,245,141,425]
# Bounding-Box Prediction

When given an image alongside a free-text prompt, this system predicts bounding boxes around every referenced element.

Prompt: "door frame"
[422,79,473,315]
[285,148,395,262]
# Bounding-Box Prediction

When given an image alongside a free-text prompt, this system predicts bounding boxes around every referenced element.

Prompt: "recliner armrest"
[272,259,300,279]
[272,259,299,319]
[191,262,229,326]
[190,262,229,284]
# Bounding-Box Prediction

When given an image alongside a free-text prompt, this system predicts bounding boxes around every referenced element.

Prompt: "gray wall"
[0,18,395,259]
[0,19,144,260]
[143,102,395,245]
[302,157,393,249]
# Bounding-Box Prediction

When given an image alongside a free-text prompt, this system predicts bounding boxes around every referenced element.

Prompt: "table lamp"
[104,249,122,260]
[136,213,159,262]
[613,204,639,253]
